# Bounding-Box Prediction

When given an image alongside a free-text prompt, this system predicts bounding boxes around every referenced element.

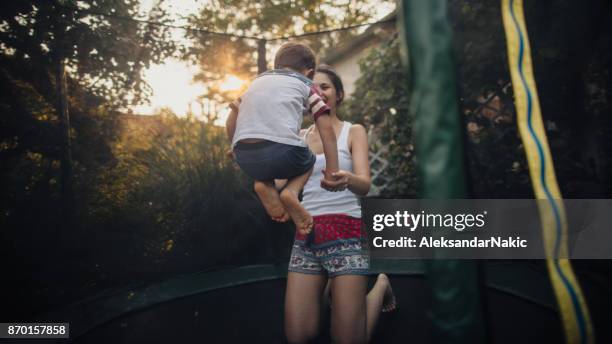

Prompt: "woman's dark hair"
[315,64,344,105]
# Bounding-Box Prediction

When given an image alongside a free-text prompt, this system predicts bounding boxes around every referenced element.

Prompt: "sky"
[132,0,395,125]
[131,0,204,118]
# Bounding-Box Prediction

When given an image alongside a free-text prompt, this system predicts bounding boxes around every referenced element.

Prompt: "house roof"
[323,10,397,65]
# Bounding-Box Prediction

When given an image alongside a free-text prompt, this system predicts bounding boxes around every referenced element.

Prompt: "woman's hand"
[321,169,351,192]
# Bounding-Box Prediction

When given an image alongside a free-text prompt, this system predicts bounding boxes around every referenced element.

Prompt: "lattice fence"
[367,124,392,196]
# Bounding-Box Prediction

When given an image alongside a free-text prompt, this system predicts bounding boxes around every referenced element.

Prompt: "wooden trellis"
[367,125,391,195]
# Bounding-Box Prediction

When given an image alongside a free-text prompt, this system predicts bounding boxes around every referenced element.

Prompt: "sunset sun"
[219,75,246,92]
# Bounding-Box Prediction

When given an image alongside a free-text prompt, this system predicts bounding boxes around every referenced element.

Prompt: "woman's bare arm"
[320,124,371,195]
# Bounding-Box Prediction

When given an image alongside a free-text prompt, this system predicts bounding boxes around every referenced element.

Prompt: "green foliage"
[0,0,177,107]
[0,0,180,258]
[0,0,179,272]
[448,0,533,197]
[0,72,123,316]
[344,2,530,198]
[2,108,288,318]
[0,58,120,229]
[91,113,273,272]
[344,37,417,196]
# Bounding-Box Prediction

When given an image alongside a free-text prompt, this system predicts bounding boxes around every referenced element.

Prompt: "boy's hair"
[274,42,316,71]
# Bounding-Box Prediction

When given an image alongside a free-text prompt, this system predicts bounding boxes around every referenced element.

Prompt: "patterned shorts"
[288,214,370,277]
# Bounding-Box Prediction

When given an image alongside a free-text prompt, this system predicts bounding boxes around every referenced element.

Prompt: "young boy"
[226,42,339,234]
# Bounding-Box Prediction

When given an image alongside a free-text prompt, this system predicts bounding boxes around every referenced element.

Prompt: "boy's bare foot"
[279,188,313,234]
[377,274,397,313]
[254,181,289,222]
[271,211,290,222]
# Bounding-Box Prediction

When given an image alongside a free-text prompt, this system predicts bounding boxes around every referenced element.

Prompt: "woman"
[284,64,396,344]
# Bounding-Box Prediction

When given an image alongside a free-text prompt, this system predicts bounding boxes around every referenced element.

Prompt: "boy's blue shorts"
[234,140,316,181]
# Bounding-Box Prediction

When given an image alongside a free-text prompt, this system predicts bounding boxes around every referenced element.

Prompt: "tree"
[0,0,178,225]
[344,37,417,196]
[0,1,179,317]
[185,0,393,104]
[0,0,176,108]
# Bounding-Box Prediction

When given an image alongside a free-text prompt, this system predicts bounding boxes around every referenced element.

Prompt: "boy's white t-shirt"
[231,70,329,148]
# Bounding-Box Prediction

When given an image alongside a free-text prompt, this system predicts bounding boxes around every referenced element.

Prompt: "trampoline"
[27,260,609,343]
[3,1,612,343]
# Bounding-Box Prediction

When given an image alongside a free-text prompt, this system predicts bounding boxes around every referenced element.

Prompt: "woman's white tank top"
[301,121,362,218]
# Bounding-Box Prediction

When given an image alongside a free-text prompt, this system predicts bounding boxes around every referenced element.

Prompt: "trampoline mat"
[69,275,562,344]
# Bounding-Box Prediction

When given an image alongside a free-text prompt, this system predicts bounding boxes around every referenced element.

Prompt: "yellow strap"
[501,0,594,343]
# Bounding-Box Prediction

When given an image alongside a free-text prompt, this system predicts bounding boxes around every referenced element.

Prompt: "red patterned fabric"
[309,86,331,121]
[289,213,369,276]
[296,214,364,244]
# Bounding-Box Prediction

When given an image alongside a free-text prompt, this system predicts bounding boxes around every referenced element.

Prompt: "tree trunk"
[56,58,74,229]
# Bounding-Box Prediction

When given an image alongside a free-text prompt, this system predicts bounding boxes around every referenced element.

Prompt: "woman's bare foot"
[279,188,313,234]
[377,274,397,313]
[254,181,289,222]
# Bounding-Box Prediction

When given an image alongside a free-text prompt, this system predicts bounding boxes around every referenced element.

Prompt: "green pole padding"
[398,0,486,343]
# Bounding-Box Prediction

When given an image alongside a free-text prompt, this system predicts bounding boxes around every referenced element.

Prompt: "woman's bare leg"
[379,274,397,313]
[323,278,332,307]
[364,274,396,341]
[285,272,328,344]
[330,274,396,343]
[330,275,368,344]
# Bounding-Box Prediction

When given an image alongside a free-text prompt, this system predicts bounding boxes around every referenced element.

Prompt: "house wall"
[325,20,396,99]
[328,40,380,98]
